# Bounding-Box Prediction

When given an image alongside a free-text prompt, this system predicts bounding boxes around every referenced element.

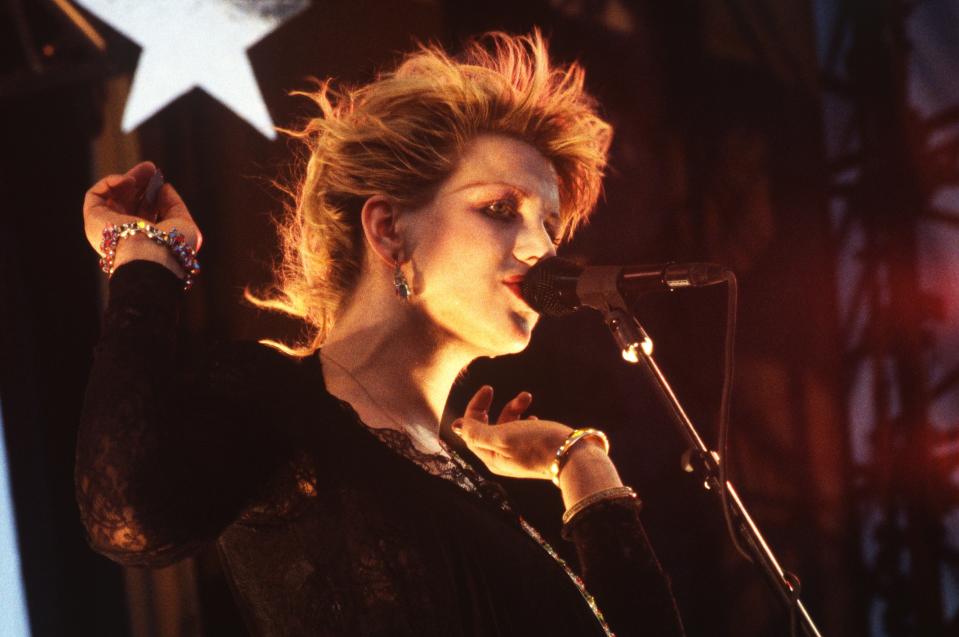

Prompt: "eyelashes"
[482,194,520,221]
[546,225,562,246]
[479,193,561,244]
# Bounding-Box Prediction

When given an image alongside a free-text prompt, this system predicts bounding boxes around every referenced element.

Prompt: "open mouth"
[502,276,533,311]
[504,281,524,300]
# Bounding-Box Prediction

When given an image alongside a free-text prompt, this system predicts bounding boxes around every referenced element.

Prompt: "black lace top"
[75,260,685,637]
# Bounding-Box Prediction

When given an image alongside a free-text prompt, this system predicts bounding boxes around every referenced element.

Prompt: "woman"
[77,31,684,636]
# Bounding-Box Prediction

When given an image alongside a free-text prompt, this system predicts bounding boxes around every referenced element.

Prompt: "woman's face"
[403,134,561,356]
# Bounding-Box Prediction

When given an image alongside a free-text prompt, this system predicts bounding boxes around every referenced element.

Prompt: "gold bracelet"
[549,427,610,487]
[562,486,638,526]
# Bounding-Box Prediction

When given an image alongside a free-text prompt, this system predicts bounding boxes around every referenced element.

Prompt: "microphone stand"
[579,279,823,637]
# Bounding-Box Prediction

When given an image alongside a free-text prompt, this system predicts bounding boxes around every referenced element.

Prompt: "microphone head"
[519,257,584,317]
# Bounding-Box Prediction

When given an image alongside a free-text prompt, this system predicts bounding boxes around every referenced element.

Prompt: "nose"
[513,219,557,265]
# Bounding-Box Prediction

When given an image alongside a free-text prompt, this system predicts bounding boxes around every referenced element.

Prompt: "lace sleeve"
[75,260,297,567]
[563,497,686,637]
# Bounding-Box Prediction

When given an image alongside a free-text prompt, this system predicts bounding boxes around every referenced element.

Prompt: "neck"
[320,281,477,437]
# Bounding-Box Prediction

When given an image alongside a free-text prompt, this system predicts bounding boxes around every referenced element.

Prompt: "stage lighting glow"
[74,0,310,138]
[0,403,31,636]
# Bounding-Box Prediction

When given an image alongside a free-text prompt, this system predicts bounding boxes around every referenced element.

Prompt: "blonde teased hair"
[246,30,613,355]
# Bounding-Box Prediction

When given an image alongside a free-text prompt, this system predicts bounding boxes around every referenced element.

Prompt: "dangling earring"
[393,261,411,301]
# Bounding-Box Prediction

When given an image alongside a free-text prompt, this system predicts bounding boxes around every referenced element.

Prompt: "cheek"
[414,214,514,280]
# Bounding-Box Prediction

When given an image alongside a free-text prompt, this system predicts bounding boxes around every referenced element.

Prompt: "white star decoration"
[74,0,309,138]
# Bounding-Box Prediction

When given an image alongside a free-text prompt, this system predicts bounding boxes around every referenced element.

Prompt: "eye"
[544,217,562,246]
[478,193,562,245]
[481,196,520,221]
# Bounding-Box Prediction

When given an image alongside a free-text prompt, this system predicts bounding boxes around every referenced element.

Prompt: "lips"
[502,275,527,304]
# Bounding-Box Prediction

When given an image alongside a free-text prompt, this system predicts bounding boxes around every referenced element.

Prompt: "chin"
[447,305,539,357]
[484,339,530,358]
[488,312,537,355]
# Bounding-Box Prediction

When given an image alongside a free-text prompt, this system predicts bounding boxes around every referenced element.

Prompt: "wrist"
[549,428,609,486]
[113,233,186,278]
[100,222,200,290]
[562,485,638,528]
[558,443,623,509]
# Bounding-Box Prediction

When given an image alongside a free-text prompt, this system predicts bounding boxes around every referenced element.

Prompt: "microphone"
[520,256,727,317]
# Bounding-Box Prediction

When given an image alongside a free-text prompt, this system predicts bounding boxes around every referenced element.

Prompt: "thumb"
[155,183,189,221]
[155,183,203,251]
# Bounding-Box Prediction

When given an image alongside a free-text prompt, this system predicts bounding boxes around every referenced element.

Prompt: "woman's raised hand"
[452,386,573,480]
[83,161,202,273]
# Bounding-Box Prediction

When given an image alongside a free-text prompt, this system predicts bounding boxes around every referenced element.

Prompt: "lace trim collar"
[312,352,487,497]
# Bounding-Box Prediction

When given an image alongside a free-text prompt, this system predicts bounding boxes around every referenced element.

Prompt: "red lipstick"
[503,275,526,302]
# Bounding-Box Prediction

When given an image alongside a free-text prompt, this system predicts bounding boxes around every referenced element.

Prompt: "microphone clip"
[575,266,653,362]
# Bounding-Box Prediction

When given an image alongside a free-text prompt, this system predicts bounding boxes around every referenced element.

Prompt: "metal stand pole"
[601,305,824,637]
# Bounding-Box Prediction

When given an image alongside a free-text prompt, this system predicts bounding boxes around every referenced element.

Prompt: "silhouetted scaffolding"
[820,1,959,635]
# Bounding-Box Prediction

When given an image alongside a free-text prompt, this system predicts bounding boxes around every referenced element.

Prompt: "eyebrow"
[448,181,561,219]
[448,180,531,195]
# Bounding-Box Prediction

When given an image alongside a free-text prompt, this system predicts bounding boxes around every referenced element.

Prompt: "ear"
[360,195,404,268]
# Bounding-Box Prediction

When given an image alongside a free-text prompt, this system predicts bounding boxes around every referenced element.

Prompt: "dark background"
[2,1,958,636]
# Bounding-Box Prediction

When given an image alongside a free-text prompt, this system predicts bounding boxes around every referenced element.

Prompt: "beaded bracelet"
[99,221,201,291]
[549,427,610,486]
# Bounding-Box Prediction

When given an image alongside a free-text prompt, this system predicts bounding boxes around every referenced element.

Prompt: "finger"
[85,175,131,214]
[464,385,493,423]
[85,175,141,217]
[154,183,189,220]
[496,391,532,424]
[123,161,158,191]
[451,416,504,451]
[86,163,155,210]
[87,173,130,198]
[155,184,196,229]
[153,184,204,249]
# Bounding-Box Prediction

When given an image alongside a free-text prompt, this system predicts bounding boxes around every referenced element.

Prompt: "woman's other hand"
[453,386,624,506]
[83,161,202,277]
[451,386,575,479]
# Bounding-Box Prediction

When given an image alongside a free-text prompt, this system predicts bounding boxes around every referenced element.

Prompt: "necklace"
[320,350,446,456]
[318,349,617,637]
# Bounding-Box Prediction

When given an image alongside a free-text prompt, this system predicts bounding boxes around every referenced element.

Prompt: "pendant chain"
[320,351,444,454]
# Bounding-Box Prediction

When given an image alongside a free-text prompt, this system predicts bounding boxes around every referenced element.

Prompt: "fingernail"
[519,392,532,402]
[451,420,463,436]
